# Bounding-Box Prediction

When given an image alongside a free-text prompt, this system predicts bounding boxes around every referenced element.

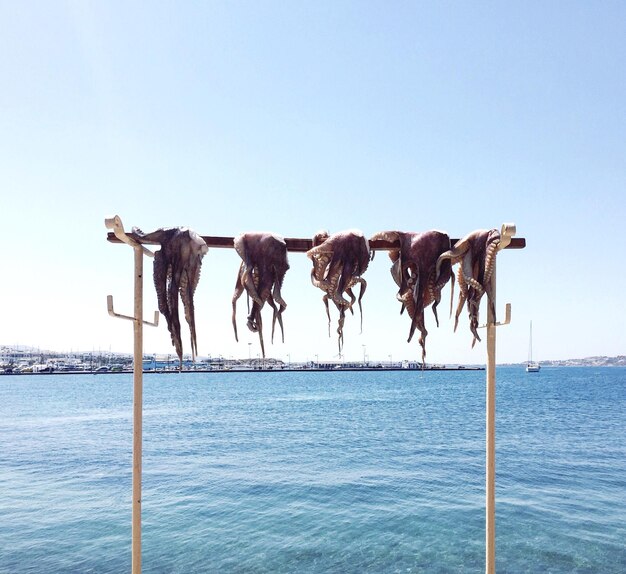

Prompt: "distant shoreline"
[1,365,486,376]
[5,363,626,376]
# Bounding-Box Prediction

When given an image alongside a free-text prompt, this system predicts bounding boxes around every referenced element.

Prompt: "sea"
[1,367,625,573]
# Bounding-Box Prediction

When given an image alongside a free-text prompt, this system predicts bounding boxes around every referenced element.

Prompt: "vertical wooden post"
[485,264,497,574]
[105,215,158,574]
[132,244,143,574]
[484,223,515,574]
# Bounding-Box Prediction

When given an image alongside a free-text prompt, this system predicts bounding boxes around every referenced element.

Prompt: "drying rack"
[105,215,524,574]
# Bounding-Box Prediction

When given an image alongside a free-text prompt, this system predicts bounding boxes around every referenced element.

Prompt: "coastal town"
[2,345,624,374]
[0,345,487,374]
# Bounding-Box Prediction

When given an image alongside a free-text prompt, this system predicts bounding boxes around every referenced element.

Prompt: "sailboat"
[526,321,540,372]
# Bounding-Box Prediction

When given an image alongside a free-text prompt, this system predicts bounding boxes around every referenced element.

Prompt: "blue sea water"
[1,367,625,573]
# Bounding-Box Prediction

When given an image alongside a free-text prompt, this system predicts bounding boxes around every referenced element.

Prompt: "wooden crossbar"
[107,232,526,252]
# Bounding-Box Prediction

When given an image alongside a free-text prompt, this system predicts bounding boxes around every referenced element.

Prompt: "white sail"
[526,321,540,372]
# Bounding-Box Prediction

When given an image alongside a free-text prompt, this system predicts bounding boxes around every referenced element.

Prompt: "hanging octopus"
[133,226,208,365]
[435,228,501,347]
[370,230,453,364]
[306,230,370,353]
[231,232,289,358]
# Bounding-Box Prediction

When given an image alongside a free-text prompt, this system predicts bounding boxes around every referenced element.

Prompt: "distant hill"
[506,356,626,367]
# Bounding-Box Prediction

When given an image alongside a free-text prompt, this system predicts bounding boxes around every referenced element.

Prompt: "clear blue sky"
[1,2,625,364]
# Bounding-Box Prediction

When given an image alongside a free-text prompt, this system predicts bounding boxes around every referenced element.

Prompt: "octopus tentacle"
[483,235,499,286]
[345,287,357,315]
[179,244,204,361]
[369,230,400,243]
[337,260,356,301]
[232,232,289,358]
[306,243,334,260]
[153,250,169,320]
[267,294,286,345]
[139,226,207,366]
[255,309,265,358]
[242,267,263,305]
[445,229,501,346]
[326,261,349,309]
[266,295,278,343]
[167,268,183,360]
[390,257,402,288]
[454,266,468,332]
[234,234,263,306]
[310,253,331,290]
[179,272,195,359]
[232,264,245,342]
[322,294,332,337]
[428,279,442,328]
[461,253,484,295]
[269,262,288,345]
[307,230,370,350]
[372,229,453,365]
[337,307,346,353]
[435,241,469,281]
[272,264,288,310]
[344,277,367,332]
[448,271,456,320]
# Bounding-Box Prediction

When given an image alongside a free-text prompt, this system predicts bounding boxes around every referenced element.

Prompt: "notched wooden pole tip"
[502,222,516,236]
[104,215,123,231]
[498,222,516,251]
[105,214,155,257]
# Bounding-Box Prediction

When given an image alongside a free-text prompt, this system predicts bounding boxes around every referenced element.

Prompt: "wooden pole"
[132,244,143,574]
[483,223,515,574]
[485,264,497,574]
[105,216,158,574]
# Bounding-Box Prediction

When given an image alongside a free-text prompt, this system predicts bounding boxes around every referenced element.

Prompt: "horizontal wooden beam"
[107,233,526,252]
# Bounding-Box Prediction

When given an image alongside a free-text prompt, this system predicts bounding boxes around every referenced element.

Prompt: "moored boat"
[526,321,540,372]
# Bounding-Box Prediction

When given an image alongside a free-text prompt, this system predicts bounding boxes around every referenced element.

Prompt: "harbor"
[0,346,483,375]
